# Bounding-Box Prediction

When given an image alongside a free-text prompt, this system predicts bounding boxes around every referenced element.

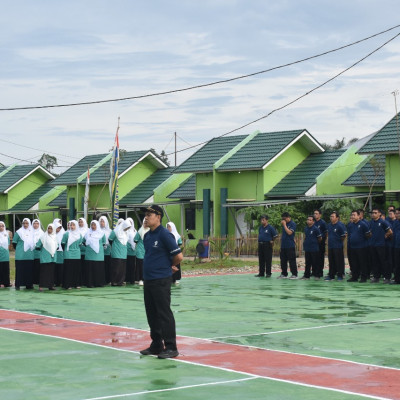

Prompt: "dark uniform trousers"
[144,276,177,351]
[393,248,400,283]
[304,251,319,278]
[317,240,326,278]
[258,242,273,276]
[370,246,390,280]
[348,248,367,280]
[280,247,297,277]
[327,248,345,278]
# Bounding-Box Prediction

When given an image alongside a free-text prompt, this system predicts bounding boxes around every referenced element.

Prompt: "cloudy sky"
[0,0,399,173]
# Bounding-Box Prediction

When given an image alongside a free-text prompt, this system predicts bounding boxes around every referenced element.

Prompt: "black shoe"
[390,280,400,285]
[254,274,264,277]
[140,346,164,356]
[383,278,391,284]
[370,278,380,284]
[347,278,358,282]
[265,274,271,278]
[359,279,367,283]
[157,349,179,359]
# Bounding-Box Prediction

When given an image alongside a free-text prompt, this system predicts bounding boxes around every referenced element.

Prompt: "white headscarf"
[53,218,62,226]
[99,216,111,240]
[114,219,131,246]
[16,218,35,252]
[117,218,124,226]
[0,221,9,250]
[138,220,150,240]
[54,221,65,252]
[85,220,104,254]
[126,217,137,249]
[32,219,44,245]
[42,223,58,257]
[67,220,81,251]
[166,221,181,244]
[78,218,88,236]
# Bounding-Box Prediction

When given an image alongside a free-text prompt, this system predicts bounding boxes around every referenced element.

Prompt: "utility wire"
[166,31,400,157]
[1,24,399,111]
[176,134,193,147]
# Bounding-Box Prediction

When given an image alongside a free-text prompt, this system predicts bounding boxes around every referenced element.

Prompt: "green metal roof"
[167,174,195,199]
[358,113,400,154]
[342,154,385,187]
[52,150,158,185]
[173,135,247,173]
[0,164,53,193]
[216,129,323,171]
[9,182,55,211]
[120,168,174,205]
[48,190,67,207]
[266,150,345,197]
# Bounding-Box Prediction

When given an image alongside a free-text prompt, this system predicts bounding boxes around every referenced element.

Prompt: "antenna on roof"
[391,90,400,160]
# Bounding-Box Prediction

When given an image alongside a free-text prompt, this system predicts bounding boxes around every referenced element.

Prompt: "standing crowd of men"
[256,206,400,284]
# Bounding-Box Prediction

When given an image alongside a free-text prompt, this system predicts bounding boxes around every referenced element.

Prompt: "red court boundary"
[0,309,398,399]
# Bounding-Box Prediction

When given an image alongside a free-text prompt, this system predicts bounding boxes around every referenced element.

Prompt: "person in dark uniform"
[313,209,327,279]
[325,211,347,281]
[369,208,392,283]
[301,216,322,280]
[386,209,396,275]
[255,215,278,278]
[346,213,354,277]
[140,205,183,359]
[392,208,400,284]
[346,210,371,282]
[277,212,298,279]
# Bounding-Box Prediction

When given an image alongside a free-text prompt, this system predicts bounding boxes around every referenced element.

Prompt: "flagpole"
[110,117,120,228]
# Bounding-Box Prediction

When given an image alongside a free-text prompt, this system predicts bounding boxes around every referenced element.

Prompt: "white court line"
[207,317,400,340]
[0,327,395,400]
[80,377,257,400]
[1,309,400,372]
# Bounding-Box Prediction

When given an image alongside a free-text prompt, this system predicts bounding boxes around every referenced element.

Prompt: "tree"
[38,153,58,171]
[320,137,359,150]
[150,148,170,166]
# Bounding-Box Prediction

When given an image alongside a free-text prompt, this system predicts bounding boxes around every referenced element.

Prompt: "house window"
[185,208,196,230]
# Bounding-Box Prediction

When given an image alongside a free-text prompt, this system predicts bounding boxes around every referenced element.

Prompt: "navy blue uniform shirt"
[281,220,296,249]
[303,224,322,253]
[385,218,395,248]
[348,220,370,249]
[258,224,278,242]
[327,221,347,249]
[314,219,327,241]
[393,220,400,249]
[143,225,182,280]
[369,218,391,247]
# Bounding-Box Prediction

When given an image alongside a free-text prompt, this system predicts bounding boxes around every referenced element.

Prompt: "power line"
[166,31,400,157]
[1,24,400,111]
[0,137,81,159]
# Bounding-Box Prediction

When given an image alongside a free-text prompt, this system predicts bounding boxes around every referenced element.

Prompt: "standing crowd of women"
[0,217,183,291]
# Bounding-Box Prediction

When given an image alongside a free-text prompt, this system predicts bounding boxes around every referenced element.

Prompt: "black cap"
[260,214,269,220]
[144,204,164,218]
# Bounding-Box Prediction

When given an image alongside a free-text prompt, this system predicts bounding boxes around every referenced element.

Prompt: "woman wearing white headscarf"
[12,218,35,290]
[82,220,106,287]
[32,219,44,285]
[166,221,183,284]
[35,224,58,291]
[0,221,11,288]
[53,221,65,286]
[125,217,137,284]
[61,220,83,289]
[78,217,88,261]
[99,216,112,284]
[133,219,150,285]
[108,219,131,286]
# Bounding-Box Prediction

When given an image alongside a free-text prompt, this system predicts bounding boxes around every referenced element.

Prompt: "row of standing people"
[256,206,400,284]
[0,217,183,291]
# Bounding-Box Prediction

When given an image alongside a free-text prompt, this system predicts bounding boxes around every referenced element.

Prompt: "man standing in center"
[278,212,298,279]
[255,215,278,278]
[140,205,183,359]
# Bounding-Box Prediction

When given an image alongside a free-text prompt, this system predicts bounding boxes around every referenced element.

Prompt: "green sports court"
[1,271,400,400]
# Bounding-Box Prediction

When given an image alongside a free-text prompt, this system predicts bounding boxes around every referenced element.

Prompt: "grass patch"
[181,258,257,271]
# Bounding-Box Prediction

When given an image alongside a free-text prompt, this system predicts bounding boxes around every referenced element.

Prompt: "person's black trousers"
[280,247,297,277]
[393,248,400,283]
[317,240,326,278]
[258,242,273,276]
[144,276,177,351]
[348,248,367,280]
[370,246,390,279]
[328,248,345,278]
[304,251,319,278]
[385,246,393,278]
